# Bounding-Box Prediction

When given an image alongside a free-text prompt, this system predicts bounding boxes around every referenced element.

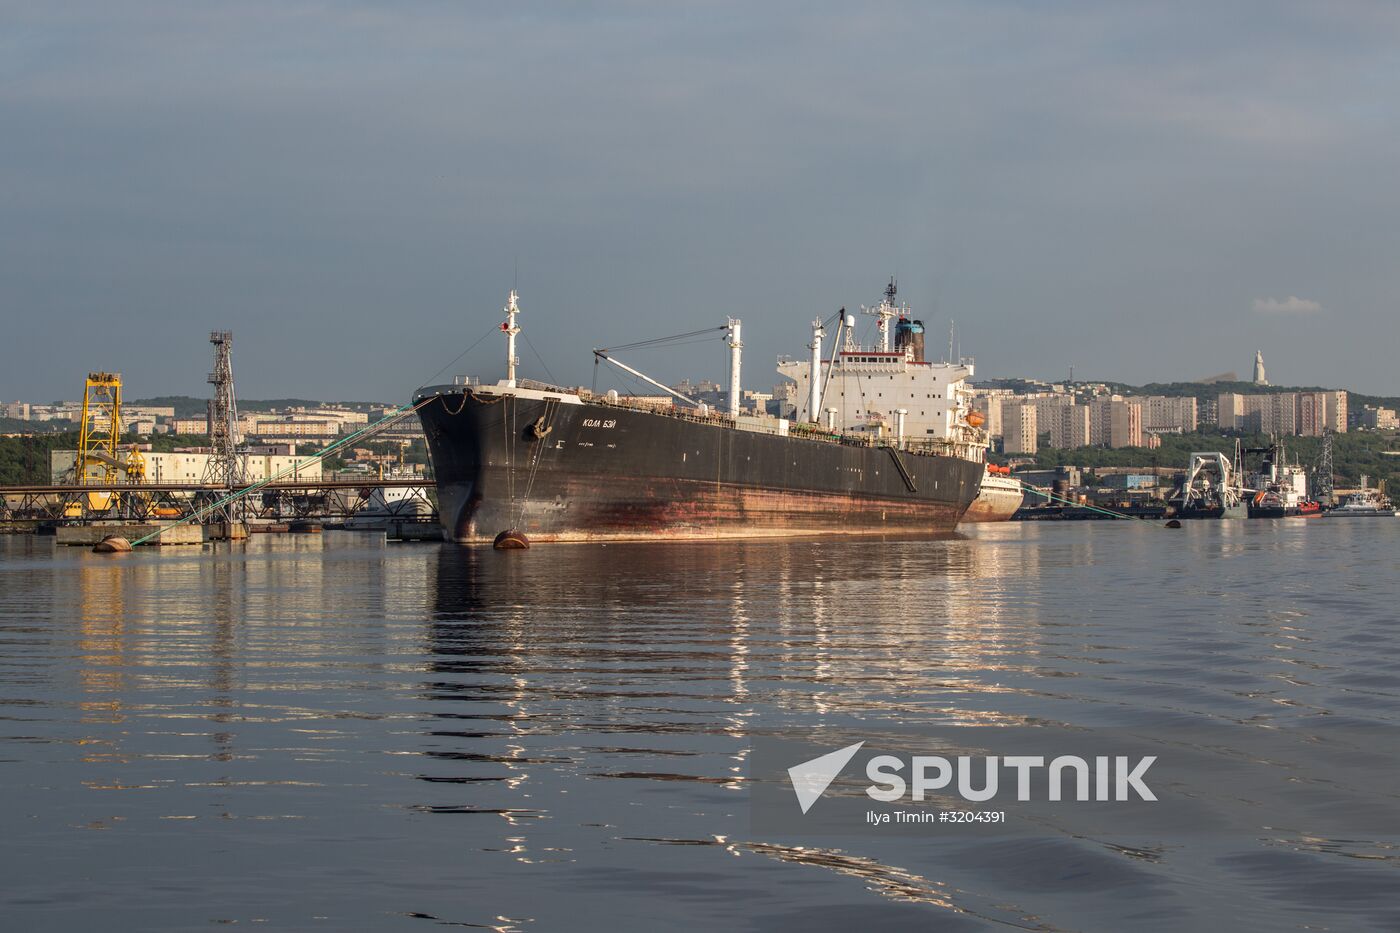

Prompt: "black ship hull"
[415,385,984,543]
[1166,502,1247,520]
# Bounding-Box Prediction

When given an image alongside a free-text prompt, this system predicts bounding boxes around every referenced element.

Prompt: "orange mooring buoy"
[93,535,133,553]
[493,529,530,550]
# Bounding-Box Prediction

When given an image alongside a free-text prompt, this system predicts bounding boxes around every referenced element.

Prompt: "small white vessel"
[1324,477,1397,518]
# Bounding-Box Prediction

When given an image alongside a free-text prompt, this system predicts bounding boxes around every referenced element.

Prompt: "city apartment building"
[1140,396,1197,434]
[1047,404,1091,449]
[1355,406,1398,430]
[49,449,322,484]
[1089,397,1143,448]
[170,417,210,434]
[1001,402,1038,454]
[1217,391,1347,436]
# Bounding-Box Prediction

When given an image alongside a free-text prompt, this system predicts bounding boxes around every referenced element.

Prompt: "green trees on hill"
[0,417,72,434]
[0,434,78,485]
[1074,381,1400,413]
[0,433,214,485]
[131,397,389,415]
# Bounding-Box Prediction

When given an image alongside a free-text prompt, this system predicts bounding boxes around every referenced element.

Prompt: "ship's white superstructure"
[777,281,985,461]
[1248,452,1308,508]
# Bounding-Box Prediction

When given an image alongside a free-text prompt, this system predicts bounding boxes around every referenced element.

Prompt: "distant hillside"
[132,396,391,417]
[0,417,73,434]
[1101,381,1400,411]
[975,380,1400,412]
[0,433,77,484]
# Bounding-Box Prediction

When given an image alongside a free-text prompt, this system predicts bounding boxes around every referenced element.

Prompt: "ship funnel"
[894,318,926,362]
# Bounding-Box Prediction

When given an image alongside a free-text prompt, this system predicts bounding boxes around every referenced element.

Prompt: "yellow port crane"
[65,372,126,516]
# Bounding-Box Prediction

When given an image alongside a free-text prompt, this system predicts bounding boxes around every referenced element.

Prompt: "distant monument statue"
[1252,350,1268,386]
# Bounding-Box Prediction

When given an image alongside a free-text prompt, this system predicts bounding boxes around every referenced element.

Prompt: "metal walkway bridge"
[1,478,435,523]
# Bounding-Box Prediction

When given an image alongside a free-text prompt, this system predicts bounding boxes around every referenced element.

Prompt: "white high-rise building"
[1089,397,1143,448]
[1048,404,1091,449]
[1002,402,1038,454]
[1140,396,1198,434]
[1217,391,1347,436]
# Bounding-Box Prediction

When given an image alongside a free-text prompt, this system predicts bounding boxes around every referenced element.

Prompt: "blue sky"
[2,1,1397,402]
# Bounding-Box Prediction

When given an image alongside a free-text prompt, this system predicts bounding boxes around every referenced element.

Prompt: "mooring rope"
[128,398,434,546]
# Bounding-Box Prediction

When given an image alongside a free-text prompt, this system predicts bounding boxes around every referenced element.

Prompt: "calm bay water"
[2,521,1398,931]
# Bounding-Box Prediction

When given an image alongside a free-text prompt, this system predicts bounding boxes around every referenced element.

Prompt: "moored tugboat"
[1324,477,1398,518]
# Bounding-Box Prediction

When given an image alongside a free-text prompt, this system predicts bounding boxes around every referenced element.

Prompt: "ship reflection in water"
[1,521,1398,930]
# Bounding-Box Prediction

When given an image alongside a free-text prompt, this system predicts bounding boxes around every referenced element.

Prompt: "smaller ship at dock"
[962,464,1024,523]
[1324,477,1397,518]
[1244,442,1321,518]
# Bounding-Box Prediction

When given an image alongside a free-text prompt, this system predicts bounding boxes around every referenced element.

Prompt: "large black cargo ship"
[415,288,987,543]
[416,383,983,542]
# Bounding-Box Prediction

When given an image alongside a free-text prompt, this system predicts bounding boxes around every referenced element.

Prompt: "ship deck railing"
[538,384,985,462]
[447,378,985,461]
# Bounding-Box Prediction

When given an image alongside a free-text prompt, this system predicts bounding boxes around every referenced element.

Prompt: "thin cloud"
[1,2,1396,399]
[1253,296,1322,314]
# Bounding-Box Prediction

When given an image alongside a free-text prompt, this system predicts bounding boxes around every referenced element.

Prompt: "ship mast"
[726,318,743,418]
[808,319,825,422]
[862,278,901,352]
[502,290,521,388]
